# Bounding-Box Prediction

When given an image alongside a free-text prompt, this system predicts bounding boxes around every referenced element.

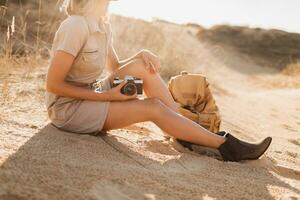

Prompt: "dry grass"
[0,2,300,200]
[2,1,300,80]
[282,61,300,76]
[0,1,299,108]
[111,15,193,80]
[0,1,65,57]
[0,1,191,81]
[0,1,197,128]
[0,1,195,132]
[197,25,300,70]
[0,54,47,133]
[0,55,46,106]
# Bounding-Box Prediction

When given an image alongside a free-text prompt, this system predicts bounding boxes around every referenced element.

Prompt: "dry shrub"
[282,61,300,76]
[1,0,193,80]
[111,15,192,80]
[1,79,10,105]
[0,1,65,57]
[0,55,46,109]
[197,25,300,70]
[111,15,166,59]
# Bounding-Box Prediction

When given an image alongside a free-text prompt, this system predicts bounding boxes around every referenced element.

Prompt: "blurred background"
[0,0,300,79]
[110,0,300,33]
[0,2,299,199]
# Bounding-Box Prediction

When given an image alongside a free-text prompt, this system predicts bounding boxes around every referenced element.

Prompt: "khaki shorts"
[50,77,112,136]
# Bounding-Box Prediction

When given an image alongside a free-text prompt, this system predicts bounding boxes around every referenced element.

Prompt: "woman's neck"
[85,2,109,23]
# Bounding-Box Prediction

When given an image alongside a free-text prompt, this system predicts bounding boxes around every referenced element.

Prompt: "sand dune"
[0,16,299,200]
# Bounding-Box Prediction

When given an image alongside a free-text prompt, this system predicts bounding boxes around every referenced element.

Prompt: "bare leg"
[103,98,225,148]
[106,58,220,139]
[107,58,180,113]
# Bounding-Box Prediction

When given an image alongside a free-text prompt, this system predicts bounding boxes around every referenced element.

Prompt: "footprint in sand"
[286,151,299,159]
[140,140,180,156]
[282,124,298,132]
[123,125,152,136]
[273,165,300,181]
[271,108,279,117]
[270,113,278,118]
[254,157,300,181]
[289,139,300,147]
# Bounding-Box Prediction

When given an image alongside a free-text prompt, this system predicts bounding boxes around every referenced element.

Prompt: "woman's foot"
[176,131,272,162]
[218,133,272,162]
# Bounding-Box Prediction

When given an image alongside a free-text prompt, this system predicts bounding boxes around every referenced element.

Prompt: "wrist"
[96,91,111,101]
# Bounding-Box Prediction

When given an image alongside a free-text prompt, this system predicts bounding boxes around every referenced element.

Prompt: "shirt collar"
[84,15,107,34]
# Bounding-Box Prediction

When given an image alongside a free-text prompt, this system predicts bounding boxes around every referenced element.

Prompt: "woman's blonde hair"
[60,0,109,20]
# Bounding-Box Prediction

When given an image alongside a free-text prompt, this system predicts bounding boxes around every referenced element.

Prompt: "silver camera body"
[113,75,143,96]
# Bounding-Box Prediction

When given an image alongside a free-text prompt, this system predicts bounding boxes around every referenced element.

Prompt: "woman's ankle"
[214,135,226,148]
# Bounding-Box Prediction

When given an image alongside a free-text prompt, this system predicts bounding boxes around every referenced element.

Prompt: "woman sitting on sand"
[45,0,272,162]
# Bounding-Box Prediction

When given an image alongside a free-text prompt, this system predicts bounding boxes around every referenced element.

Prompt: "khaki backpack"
[168,71,221,133]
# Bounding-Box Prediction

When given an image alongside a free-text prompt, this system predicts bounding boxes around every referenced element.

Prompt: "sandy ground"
[0,22,299,200]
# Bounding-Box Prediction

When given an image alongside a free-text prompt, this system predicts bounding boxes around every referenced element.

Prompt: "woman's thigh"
[102,98,163,131]
[107,58,150,86]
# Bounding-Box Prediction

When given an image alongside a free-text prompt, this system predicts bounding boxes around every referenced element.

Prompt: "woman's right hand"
[106,80,138,101]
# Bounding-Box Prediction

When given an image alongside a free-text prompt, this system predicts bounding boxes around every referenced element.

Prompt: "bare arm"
[107,43,160,75]
[46,50,110,101]
[46,18,138,102]
[106,43,142,73]
[47,50,137,102]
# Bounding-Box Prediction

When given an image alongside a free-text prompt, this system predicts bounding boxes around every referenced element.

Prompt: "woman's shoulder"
[52,15,90,57]
[57,15,89,34]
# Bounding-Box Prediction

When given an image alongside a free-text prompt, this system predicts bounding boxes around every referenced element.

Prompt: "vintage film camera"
[113,75,143,96]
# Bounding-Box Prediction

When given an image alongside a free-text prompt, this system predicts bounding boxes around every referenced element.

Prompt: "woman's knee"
[108,58,149,82]
[125,58,150,78]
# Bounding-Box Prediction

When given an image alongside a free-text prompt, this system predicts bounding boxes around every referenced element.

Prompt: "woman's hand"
[106,80,138,101]
[138,49,161,74]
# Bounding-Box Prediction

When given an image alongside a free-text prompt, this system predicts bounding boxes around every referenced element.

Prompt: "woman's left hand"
[138,49,161,74]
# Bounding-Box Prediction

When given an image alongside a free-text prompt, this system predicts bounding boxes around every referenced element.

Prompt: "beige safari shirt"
[45,15,113,131]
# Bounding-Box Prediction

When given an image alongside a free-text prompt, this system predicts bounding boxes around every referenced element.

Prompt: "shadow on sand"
[0,124,299,199]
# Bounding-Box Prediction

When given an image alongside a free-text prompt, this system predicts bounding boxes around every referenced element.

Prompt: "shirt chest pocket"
[77,34,106,74]
[76,47,103,73]
[82,47,101,62]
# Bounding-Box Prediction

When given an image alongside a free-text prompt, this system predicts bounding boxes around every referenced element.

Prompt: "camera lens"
[122,83,137,96]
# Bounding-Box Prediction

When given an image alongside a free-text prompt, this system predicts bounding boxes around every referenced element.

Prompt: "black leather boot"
[218,133,272,162]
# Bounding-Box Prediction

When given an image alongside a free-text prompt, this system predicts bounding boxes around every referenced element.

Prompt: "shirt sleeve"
[54,18,88,57]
